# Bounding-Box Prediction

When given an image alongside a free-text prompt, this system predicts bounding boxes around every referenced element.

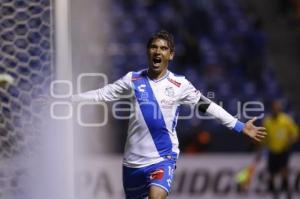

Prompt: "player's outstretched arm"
[72,72,133,103]
[197,95,267,142]
[242,117,267,142]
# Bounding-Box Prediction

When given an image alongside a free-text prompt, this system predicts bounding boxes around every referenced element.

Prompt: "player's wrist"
[233,120,245,133]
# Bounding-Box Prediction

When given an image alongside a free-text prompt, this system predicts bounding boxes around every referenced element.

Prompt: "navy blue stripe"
[171,106,180,132]
[132,72,173,157]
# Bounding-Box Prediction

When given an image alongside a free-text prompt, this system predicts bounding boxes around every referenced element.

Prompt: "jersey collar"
[146,70,170,83]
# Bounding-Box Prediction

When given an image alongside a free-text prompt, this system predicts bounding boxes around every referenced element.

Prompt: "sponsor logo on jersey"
[167,78,181,87]
[139,92,149,102]
[161,99,175,108]
[138,84,146,92]
[136,84,149,101]
[150,169,164,180]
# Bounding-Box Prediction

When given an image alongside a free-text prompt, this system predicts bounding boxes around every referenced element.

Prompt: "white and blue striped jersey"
[72,69,240,168]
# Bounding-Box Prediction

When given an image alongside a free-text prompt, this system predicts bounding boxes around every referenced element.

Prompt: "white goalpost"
[53,0,74,198]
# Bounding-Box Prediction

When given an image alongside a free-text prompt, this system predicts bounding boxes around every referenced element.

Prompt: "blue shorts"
[123,159,176,199]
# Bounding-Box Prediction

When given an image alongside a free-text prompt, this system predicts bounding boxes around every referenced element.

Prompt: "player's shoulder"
[168,71,192,87]
[280,112,290,118]
[122,69,145,80]
[127,69,148,79]
[279,112,294,123]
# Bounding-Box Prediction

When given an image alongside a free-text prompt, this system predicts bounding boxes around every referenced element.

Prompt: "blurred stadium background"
[1,0,300,198]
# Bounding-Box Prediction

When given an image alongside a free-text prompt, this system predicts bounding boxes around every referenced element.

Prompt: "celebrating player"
[72,30,267,199]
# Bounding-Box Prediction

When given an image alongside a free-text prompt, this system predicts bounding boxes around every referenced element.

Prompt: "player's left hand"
[243,117,267,142]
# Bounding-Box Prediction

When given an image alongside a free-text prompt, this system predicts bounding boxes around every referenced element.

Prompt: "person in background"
[263,99,299,199]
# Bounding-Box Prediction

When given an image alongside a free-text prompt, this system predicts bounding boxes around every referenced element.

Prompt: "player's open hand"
[243,117,267,142]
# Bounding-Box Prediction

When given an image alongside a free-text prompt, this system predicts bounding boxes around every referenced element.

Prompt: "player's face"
[147,38,174,77]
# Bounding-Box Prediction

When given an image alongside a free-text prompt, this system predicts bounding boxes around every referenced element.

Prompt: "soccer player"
[72,30,267,199]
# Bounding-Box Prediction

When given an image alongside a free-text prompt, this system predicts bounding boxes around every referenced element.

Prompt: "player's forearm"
[206,102,245,132]
[71,83,128,102]
[71,89,101,102]
[71,72,132,103]
[197,96,245,133]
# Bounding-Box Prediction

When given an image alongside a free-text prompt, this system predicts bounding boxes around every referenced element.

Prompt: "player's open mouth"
[152,57,162,66]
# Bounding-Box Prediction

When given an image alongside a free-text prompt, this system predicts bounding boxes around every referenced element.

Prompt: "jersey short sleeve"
[98,71,133,101]
[179,79,201,105]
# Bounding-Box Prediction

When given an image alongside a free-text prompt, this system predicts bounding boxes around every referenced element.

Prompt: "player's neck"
[147,69,168,80]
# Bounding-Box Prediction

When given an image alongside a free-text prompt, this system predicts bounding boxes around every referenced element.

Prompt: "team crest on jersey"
[165,86,175,97]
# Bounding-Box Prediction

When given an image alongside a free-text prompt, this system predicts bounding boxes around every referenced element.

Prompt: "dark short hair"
[147,30,175,52]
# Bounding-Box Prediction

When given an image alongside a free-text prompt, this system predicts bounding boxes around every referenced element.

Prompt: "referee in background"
[263,99,299,199]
